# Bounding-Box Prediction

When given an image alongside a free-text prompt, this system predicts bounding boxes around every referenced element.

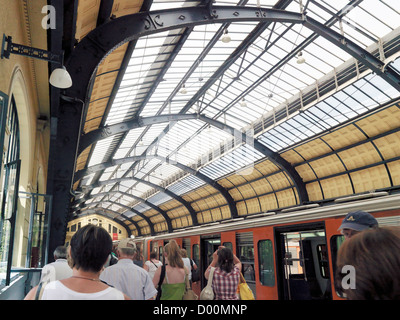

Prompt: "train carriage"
[134,193,400,300]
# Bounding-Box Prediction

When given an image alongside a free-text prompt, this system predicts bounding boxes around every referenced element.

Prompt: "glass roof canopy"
[77,0,400,223]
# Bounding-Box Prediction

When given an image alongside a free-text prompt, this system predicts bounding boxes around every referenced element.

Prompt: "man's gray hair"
[54,245,68,259]
[119,247,136,256]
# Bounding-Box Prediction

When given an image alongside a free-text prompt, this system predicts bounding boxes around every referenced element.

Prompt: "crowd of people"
[24,209,400,300]
[24,225,198,300]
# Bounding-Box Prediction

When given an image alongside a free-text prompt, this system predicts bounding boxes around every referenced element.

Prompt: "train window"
[159,246,163,262]
[183,238,191,258]
[236,232,255,283]
[330,235,345,297]
[330,235,345,276]
[71,224,76,232]
[316,244,329,279]
[193,244,200,269]
[150,241,158,255]
[258,240,275,287]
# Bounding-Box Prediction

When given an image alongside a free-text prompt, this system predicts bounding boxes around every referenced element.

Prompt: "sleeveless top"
[160,269,186,300]
[40,280,125,300]
[144,259,163,279]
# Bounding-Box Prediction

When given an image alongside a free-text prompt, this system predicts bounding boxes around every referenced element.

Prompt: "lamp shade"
[49,66,72,89]
[296,52,305,64]
[221,29,231,43]
[180,84,187,94]
[221,33,231,43]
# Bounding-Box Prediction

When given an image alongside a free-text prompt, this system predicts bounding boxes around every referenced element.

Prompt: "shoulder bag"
[156,264,166,300]
[200,267,215,300]
[182,270,198,300]
[34,281,47,300]
[238,272,255,300]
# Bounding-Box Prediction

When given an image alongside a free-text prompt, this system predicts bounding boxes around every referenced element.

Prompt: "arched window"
[0,94,21,286]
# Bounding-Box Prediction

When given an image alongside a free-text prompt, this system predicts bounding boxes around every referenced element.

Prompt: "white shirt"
[144,259,162,279]
[40,280,124,300]
[100,259,157,300]
[40,259,73,283]
[182,257,192,281]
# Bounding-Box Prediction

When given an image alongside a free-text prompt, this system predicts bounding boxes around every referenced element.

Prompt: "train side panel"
[325,216,345,300]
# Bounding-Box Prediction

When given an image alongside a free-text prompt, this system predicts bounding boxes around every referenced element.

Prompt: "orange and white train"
[131,192,400,300]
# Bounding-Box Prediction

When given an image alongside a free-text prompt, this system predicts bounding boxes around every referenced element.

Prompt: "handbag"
[200,267,215,300]
[182,271,198,300]
[238,273,255,300]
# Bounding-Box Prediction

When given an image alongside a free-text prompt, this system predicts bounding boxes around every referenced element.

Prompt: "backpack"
[190,259,200,282]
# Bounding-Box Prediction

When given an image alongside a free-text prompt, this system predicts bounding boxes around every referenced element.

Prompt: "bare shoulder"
[24,285,38,300]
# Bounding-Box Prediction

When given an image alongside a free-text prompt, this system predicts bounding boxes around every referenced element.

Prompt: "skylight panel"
[133,203,151,213]
[199,144,264,179]
[348,4,392,39]
[311,36,350,65]
[81,173,95,187]
[168,175,205,196]
[366,73,400,100]
[88,136,117,167]
[356,74,393,104]
[305,105,338,128]
[148,192,173,206]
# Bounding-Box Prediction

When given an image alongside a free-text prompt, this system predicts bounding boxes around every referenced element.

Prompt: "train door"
[157,240,165,263]
[201,235,221,287]
[236,232,256,297]
[191,236,201,295]
[275,223,332,300]
[253,226,278,299]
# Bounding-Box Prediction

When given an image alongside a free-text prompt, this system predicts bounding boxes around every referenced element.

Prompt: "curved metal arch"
[73,190,172,232]
[79,114,199,154]
[78,113,308,204]
[79,176,198,226]
[74,208,138,237]
[74,154,239,218]
[77,199,156,235]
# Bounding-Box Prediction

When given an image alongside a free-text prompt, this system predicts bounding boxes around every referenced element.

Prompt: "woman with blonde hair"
[152,240,189,300]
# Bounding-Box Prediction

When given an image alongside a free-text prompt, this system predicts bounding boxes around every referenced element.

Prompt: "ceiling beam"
[74,208,139,237]
[303,16,400,91]
[77,199,156,235]
[77,113,308,204]
[74,190,172,234]
[74,154,239,218]
[79,176,195,227]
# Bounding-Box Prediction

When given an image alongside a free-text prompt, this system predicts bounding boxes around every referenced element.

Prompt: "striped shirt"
[212,266,240,300]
